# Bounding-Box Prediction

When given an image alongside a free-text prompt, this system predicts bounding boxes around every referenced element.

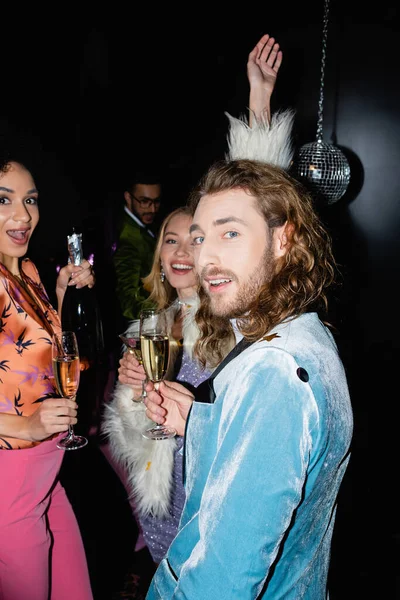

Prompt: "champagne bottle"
[61,228,104,372]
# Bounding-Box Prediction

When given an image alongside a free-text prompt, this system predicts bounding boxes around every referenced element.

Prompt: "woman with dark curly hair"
[0,155,95,599]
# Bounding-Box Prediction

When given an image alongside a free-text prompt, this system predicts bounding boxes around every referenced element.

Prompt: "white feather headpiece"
[225,108,295,170]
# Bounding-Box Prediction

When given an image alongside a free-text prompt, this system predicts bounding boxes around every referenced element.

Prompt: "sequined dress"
[139,348,210,563]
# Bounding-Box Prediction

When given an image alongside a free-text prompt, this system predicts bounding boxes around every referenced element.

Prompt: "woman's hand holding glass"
[143,380,194,438]
[52,330,87,450]
[139,308,176,440]
[118,350,147,402]
[24,397,78,442]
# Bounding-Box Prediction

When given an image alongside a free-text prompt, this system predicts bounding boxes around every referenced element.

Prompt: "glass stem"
[68,395,77,436]
[141,376,147,401]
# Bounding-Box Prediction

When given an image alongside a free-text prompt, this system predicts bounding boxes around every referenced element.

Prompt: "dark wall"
[2,3,396,596]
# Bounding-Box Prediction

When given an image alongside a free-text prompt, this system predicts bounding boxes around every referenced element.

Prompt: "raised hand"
[247,34,283,124]
[247,33,282,94]
[143,380,194,437]
[56,259,95,293]
[55,259,95,315]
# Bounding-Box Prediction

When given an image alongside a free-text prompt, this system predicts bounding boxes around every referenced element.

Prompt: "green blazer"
[113,212,156,321]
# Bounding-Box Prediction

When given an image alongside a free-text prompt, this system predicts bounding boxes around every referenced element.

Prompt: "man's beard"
[141,213,155,223]
[203,244,275,318]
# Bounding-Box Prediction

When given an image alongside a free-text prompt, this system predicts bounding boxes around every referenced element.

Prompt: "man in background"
[113,168,162,329]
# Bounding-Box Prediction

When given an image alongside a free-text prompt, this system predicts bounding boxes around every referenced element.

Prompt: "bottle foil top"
[67,232,83,266]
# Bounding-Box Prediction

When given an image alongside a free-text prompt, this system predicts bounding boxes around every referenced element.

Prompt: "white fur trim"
[101,302,228,516]
[101,307,202,518]
[102,318,178,518]
[102,383,177,518]
[225,108,295,170]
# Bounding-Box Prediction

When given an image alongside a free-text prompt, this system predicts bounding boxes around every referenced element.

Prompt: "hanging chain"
[316,0,330,142]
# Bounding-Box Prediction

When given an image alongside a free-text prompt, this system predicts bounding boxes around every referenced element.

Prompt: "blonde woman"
[103,31,283,565]
[103,206,232,563]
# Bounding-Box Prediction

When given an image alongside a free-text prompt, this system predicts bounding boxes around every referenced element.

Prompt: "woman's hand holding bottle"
[56,259,95,295]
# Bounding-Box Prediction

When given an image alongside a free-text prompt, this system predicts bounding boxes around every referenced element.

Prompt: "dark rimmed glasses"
[130,193,161,209]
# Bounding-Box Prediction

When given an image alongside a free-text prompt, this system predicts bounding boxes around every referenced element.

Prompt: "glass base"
[142,425,176,441]
[57,434,88,451]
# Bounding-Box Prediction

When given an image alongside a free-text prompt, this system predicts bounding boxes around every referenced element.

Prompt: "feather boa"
[102,384,176,518]
[101,298,201,518]
[225,108,295,170]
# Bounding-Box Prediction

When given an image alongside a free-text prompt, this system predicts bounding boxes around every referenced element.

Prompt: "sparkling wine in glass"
[139,309,176,440]
[119,334,143,363]
[52,331,88,450]
[119,326,147,402]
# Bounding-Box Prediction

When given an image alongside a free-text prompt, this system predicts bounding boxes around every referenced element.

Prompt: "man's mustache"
[199,267,237,282]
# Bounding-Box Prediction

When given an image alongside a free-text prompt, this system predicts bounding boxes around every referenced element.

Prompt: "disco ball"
[291,140,351,205]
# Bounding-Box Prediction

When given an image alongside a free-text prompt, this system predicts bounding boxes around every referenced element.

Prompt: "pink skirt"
[0,434,93,600]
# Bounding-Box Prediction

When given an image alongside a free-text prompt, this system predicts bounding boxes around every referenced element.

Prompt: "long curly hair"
[142,205,236,368]
[187,159,338,367]
[142,206,193,309]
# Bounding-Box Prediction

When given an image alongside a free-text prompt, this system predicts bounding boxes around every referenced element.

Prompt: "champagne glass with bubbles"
[140,308,176,440]
[52,330,88,450]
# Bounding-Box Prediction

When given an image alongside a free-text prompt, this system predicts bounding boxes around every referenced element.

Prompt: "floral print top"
[0,258,61,449]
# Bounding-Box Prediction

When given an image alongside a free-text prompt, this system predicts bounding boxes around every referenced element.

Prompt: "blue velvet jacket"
[146,313,353,599]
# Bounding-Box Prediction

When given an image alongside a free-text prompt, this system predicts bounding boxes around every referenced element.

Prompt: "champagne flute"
[119,334,142,361]
[119,321,147,402]
[52,330,88,450]
[139,308,176,440]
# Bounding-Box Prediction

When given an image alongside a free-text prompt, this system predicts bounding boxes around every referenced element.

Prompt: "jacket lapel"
[194,337,254,405]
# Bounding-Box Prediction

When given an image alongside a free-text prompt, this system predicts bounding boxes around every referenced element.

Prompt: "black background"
[2,1,397,597]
